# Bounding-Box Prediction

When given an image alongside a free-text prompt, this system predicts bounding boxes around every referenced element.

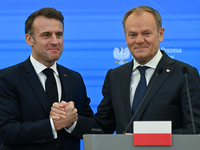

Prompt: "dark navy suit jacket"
[0,57,96,150]
[89,50,200,134]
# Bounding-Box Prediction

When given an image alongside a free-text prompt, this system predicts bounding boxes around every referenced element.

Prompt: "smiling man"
[50,6,200,135]
[0,8,96,150]
[124,10,164,65]
[94,6,200,134]
[92,6,200,134]
[45,7,200,144]
[25,15,64,67]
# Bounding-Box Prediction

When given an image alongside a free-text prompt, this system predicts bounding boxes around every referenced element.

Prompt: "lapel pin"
[166,69,170,73]
[64,74,67,77]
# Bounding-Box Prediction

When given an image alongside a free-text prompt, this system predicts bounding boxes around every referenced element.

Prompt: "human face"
[25,16,63,67]
[124,11,164,65]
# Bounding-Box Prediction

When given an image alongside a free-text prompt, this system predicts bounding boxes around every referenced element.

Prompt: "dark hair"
[25,7,64,36]
[122,6,162,31]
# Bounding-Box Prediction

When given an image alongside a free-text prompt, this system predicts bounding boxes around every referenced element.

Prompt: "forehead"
[32,16,63,33]
[125,11,157,31]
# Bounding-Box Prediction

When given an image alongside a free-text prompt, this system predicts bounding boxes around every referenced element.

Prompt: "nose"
[135,34,144,44]
[51,34,59,45]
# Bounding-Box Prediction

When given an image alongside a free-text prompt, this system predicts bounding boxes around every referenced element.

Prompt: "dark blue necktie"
[132,66,149,115]
[43,68,58,105]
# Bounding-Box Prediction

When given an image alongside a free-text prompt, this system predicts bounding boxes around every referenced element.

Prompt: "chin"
[135,53,147,59]
[48,56,59,62]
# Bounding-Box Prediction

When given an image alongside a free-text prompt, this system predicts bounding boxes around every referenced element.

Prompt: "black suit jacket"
[91,50,200,134]
[0,57,95,150]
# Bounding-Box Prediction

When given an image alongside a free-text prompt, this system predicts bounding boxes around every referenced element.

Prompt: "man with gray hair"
[51,6,200,135]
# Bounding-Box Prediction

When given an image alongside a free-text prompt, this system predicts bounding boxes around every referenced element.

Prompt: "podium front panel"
[83,134,200,150]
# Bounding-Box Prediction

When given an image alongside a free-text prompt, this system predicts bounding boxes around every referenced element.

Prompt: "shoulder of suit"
[0,61,24,73]
[112,61,132,72]
[104,61,132,78]
[57,64,82,77]
[161,52,196,71]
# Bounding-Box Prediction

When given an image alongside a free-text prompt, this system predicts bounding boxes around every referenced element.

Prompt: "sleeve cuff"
[64,121,77,133]
[50,118,57,139]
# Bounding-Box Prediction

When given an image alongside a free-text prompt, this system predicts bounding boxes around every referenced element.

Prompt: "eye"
[56,32,63,38]
[144,32,151,36]
[128,32,136,38]
[41,33,50,38]
[131,33,136,37]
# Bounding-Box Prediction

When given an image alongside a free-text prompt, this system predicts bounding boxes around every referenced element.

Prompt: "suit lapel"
[120,61,133,120]
[57,65,72,102]
[24,58,50,115]
[136,52,175,120]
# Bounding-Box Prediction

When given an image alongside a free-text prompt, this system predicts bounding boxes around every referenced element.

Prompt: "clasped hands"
[49,101,78,131]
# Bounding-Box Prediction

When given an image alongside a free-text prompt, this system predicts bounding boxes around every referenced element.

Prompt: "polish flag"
[133,121,171,146]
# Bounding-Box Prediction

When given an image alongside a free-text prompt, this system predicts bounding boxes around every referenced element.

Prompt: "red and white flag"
[134,121,171,146]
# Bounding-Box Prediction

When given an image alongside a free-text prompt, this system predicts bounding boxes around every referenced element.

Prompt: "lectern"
[83,134,200,150]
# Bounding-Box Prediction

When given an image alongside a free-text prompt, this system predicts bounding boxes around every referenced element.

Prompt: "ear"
[159,27,165,42]
[25,34,34,46]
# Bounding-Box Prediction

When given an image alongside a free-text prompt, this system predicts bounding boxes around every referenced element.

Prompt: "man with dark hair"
[0,7,96,150]
[51,6,200,134]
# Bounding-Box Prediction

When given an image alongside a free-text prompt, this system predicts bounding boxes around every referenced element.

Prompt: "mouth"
[47,48,59,51]
[134,46,148,51]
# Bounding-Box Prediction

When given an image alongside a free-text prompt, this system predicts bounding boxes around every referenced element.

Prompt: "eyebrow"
[41,32,50,34]
[128,29,152,34]
[128,31,136,34]
[40,31,63,35]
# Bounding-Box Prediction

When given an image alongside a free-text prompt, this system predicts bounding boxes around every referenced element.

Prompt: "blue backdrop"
[0,0,200,149]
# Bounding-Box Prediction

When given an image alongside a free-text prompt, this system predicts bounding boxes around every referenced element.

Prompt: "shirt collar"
[30,55,59,76]
[133,50,162,71]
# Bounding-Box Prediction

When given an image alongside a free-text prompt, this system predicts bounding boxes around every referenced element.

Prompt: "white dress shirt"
[130,50,163,108]
[30,55,76,138]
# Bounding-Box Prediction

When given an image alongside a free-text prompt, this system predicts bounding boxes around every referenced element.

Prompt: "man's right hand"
[50,101,78,131]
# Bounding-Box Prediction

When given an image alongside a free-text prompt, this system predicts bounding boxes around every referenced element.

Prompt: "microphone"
[182,66,196,134]
[123,67,163,134]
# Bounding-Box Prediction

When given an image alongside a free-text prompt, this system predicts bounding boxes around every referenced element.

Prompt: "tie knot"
[43,68,54,77]
[137,66,149,75]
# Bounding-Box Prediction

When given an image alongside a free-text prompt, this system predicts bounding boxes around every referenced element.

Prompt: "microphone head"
[157,67,163,75]
[182,66,188,74]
